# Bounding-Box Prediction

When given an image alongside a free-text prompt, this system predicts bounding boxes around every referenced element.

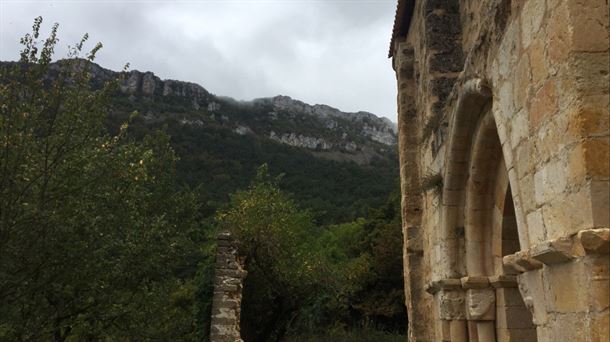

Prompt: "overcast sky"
[0,0,398,121]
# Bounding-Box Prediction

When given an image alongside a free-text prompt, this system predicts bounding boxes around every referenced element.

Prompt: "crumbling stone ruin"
[210,233,247,342]
[390,0,609,341]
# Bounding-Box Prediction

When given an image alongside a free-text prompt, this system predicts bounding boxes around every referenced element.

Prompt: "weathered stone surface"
[466,289,496,320]
[578,229,610,255]
[391,0,609,340]
[210,233,246,342]
[460,276,490,289]
[489,275,518,289]
[530,237,574,265]
[436,289,467,320]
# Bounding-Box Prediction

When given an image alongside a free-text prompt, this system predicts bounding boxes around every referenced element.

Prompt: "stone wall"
[391,0,609,341]
[210,233,247,342]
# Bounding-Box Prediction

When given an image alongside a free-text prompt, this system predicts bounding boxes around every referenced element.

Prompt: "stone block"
[533,157,568,205]
[496,20,520,80]
[530,237,575,265]
[497,81,516,121]
[215,284,237,292]
[498,327,538,342]
[528,79,557,131]
[514,139,533,179]
[578,229,610,255]
[591,311,610,342]
[543,188,593,239]
[519,173,536,214]
[461,276,490,289]
[496,305,536,329]
[503,253,525,274]
[590,276,609,312]
[569,0,610,52]
[548,312,588,342]
[440,319,451,341]
[520,0,546,49]
[514,55,532,111]
[547,0,570,64]
[490,275,518,289]
[547,259,588,313]
[585,138,610,180]
[573,52,610,96]
[567,95,610,138]
[528,38,548,87]
[526,209,547,246]
[436,289,466,320]
[509,251,543,271]
[519,270,548,325]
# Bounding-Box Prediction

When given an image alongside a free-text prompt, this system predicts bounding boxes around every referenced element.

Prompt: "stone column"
[450,319,468,342]
[210,232,247,342]
[394,40,431,341]
[462,277,496,342]
[427,278,467,342]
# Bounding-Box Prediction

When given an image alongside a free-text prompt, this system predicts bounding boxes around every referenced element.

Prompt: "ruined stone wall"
[393,0,609,341]
[210,233,247,342]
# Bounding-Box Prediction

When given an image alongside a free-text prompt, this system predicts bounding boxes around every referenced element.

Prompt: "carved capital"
[436,289,467,320]
[465,288,496,321]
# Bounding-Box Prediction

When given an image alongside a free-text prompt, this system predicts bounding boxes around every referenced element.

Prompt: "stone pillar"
[394,40,431,341]
[450,319,468,342]
[427,278,467,342]
[462,277,496,342]
[210,232,247,342]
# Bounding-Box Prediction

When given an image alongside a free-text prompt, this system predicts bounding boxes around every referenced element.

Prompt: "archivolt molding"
[438,77,493,279]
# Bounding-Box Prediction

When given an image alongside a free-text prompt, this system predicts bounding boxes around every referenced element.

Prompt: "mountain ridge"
[1,59,397,164]
[0,58,399,223]
[77,60,398,164]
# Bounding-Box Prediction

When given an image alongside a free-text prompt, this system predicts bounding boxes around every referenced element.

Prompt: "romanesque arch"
[439,78,492,280]
[462,106,537,342]
[392,1,610,341]
[434,78,537,342]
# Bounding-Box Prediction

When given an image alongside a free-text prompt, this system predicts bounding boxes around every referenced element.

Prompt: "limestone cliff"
[87,62,396,164]
[1,59,397,164]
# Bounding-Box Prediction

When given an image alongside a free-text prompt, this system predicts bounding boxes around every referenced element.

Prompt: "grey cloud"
[0,0,397,120]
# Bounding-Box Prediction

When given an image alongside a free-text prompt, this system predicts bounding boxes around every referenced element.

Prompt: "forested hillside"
[0,20,405,342]
[94,61,400,224]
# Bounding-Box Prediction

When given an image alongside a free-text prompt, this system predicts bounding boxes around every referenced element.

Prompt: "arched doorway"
[463,108,537,342]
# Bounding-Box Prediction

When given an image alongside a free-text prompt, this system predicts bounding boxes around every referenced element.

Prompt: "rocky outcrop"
[116,70,211,110]
[2,59,397,164]
[269,131,333,150]
[254,95,397,146]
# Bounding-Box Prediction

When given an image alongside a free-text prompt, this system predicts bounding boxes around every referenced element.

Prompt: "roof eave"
[388,0,415,58]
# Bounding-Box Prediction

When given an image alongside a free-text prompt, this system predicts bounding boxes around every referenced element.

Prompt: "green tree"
[217,165,326,342]
[0,18,204,341]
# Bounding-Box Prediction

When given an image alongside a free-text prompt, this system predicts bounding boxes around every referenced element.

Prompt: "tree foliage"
[124,117,399,225]
[0,17,406,342]
[216,168,406,342]
[216,165,324,341]
[0,18,204,341]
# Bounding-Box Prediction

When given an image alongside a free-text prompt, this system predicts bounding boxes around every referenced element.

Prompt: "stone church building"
[390,0,609,341]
